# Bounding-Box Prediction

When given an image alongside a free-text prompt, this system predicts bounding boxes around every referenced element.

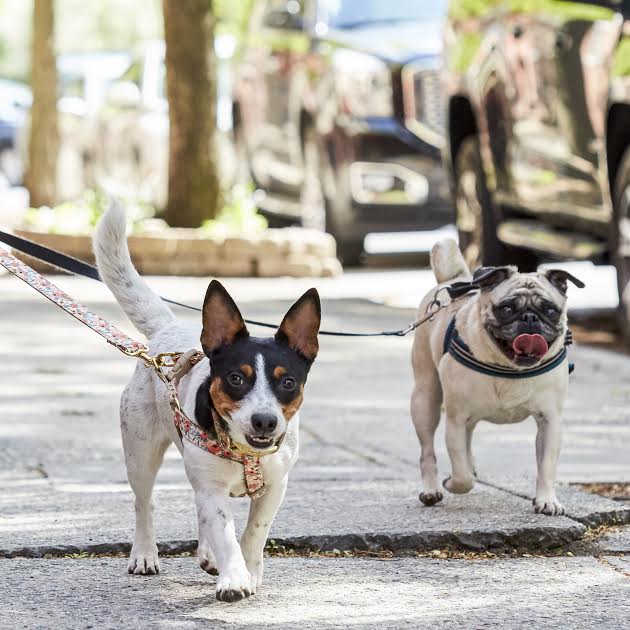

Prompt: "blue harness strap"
[443,318,574,379]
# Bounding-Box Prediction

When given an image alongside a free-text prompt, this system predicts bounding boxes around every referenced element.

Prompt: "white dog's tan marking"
[410,239,583,515]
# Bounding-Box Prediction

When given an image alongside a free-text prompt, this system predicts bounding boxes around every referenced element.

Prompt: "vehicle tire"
[611,146,630,339]
[301,127,364,265]
[454,136,539,271]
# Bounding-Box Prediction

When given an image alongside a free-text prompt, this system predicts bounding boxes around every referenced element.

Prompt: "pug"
[410,239,584,515]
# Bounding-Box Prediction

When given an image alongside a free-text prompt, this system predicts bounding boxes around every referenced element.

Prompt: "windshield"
[322,0,448,29]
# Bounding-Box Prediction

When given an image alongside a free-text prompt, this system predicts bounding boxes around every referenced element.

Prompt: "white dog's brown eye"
[228,373,244,387]
[500,305,513,317]
[282,376,296,391]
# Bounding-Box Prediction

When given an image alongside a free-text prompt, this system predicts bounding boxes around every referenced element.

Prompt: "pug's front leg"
[533,412,565,516]
[443,414,475,494]
[194,486,252,602]
[240,476,288,592]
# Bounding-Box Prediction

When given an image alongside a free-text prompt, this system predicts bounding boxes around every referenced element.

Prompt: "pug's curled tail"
[430,238,471,284]
[93,199,176,338]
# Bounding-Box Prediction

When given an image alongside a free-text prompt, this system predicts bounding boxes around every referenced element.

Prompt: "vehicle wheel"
[301,127,364,265]
[612,146,630,339]
[454,136,539,271]
[454,136,507,269]
[336,240,364,266]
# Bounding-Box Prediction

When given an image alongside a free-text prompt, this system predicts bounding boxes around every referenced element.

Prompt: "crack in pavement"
[595,555,630,579]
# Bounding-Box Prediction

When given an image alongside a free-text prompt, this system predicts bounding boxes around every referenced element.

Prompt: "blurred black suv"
[444,0,630,305]
[233,0,451,263]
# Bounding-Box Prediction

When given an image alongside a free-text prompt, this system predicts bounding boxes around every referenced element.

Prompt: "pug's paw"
[533,495,565,516]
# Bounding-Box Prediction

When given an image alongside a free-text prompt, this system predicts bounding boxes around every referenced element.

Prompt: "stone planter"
[12,228,342,278]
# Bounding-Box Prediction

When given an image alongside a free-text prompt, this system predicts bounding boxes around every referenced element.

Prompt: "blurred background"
[1,0,629,336]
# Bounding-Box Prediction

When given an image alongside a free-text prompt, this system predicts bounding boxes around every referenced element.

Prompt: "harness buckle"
[137,351,183,371]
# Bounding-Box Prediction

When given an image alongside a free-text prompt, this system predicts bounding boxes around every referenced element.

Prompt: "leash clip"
[133,350,184,372]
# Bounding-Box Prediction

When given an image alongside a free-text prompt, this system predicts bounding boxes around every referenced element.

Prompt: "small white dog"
[94,204,320,602]
[410,239,583,515]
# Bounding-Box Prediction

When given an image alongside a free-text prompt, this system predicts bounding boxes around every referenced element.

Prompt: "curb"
[12,228,343,278]
[0,524,588,559]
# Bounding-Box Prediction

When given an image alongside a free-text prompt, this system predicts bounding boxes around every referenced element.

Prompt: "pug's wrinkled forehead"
[473,266,585,304]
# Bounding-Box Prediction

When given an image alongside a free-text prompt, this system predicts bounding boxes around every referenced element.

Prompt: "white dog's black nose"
[251,413,277,434]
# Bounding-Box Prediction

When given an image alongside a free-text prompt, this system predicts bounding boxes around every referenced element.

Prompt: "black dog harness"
[443,317,574,379]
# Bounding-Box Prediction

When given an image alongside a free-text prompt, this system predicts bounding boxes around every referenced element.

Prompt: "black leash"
[1,229,467,338]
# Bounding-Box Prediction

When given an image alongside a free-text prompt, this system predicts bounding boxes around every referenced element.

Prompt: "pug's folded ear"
[473,266,517,290]
[544,269,585,295]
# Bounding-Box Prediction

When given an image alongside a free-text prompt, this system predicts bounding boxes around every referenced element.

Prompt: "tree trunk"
[162,0,220,227]
[26,0,59,208]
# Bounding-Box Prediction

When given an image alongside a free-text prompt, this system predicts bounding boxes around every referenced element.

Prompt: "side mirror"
[107,81,141,109]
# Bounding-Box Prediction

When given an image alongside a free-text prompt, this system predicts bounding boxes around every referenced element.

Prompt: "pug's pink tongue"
[512,334,548,358]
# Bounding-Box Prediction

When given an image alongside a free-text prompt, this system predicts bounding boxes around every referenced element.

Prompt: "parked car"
[233,0,452,263]
[94,36,236,209]
[0,78,31,186]
[57,51,132,200]
[443,0,630,303]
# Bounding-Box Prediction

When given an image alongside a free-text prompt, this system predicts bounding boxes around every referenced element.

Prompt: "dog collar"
[172,408,271,499]
[167,349,285,500]
[443,317,574,379]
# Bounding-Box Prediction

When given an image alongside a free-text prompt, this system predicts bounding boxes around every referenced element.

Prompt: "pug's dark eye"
[227,373,244,387]
[545,305,560,319]
[282,376,296,391]
[498,304,514,318]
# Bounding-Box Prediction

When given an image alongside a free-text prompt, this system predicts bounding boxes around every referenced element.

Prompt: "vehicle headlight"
[333,50,393,118]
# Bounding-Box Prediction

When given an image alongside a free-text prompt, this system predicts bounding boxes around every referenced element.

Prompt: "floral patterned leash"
[0,247,271,499]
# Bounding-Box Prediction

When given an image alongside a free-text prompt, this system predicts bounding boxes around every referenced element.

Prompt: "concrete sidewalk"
[1,273,629,626]
[2,557,629,629]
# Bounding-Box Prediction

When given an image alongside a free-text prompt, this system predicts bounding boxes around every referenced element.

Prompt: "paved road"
[2,557,629,629]
[1,271,629,626]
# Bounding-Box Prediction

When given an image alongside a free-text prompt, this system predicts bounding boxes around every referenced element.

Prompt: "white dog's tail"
[93,200,176,338]
[430,238,471,284]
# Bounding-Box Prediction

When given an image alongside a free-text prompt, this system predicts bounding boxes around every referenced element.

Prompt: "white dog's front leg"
[443,414,475,494]
[194,486,252,602]
[240,476,288,592]
[534,412,565,516]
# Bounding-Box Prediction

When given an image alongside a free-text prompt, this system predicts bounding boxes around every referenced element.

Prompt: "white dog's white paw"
[443,475,475,494]
[245,555,263,592]
[533,495,566,516]
[216,567,254,603]
[198,547,218,576]
[249,571,263,593]
[128,545,160,575]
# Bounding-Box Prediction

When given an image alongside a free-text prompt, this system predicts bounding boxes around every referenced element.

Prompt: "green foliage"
[613,37,630,78]
[24,185,267,239]
[0,0,163,80]
[200,185,267,239]
[24,189,154,235]
[449,0,614,21]
[214,0,255,34]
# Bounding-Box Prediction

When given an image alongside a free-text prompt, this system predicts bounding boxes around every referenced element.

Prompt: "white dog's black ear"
[200,280,249,356]
[544,269,585,294]
[275,288,321,362]
[473,266,516,290]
